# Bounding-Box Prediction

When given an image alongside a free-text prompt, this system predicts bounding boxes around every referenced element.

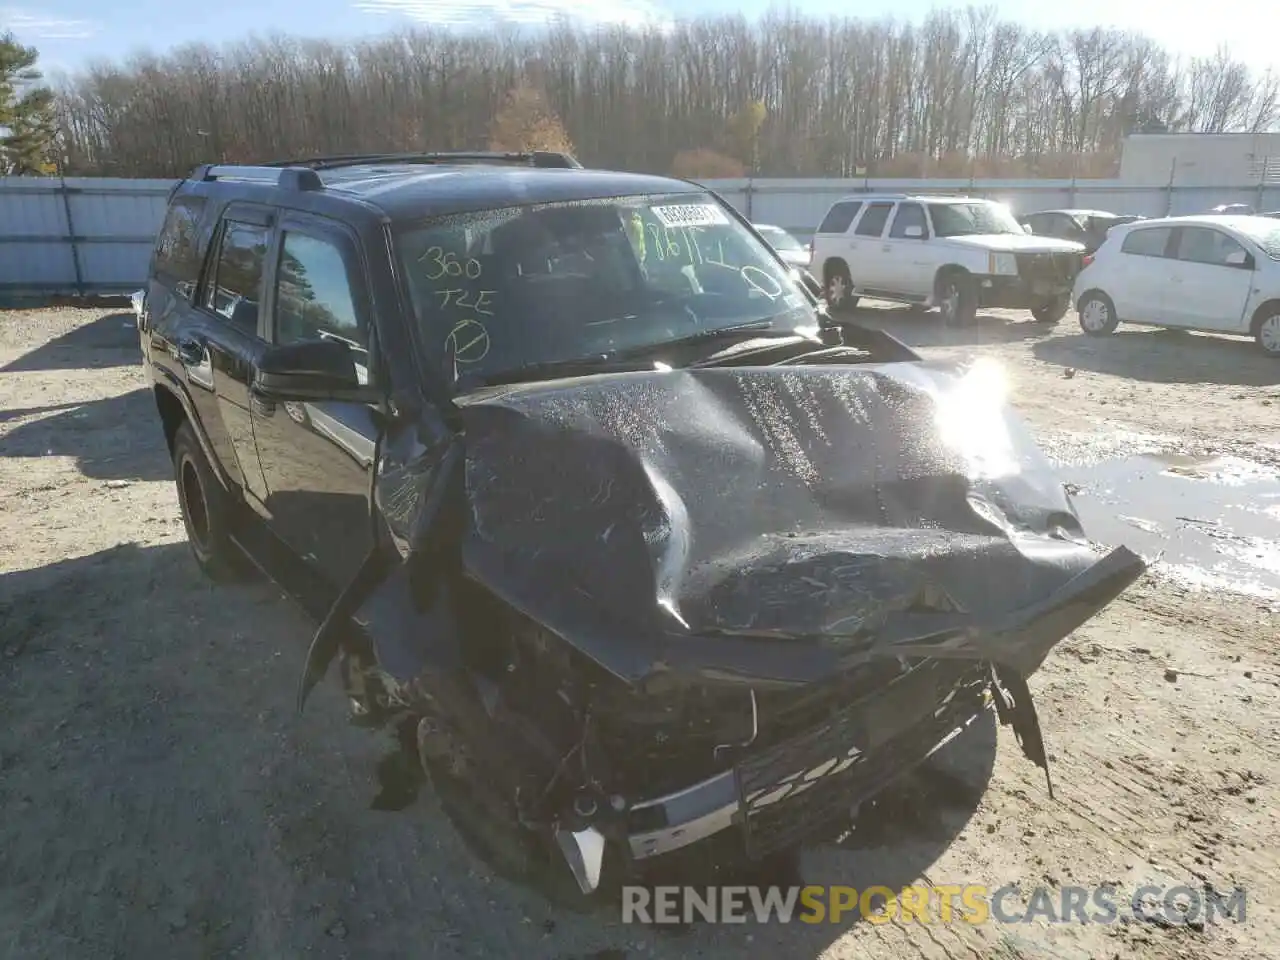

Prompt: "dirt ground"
[2,304,1277,960]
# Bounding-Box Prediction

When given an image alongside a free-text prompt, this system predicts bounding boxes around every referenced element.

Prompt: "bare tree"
[51,15,1280,178]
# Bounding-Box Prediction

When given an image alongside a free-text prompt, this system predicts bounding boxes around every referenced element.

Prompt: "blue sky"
[3,0,1277,78]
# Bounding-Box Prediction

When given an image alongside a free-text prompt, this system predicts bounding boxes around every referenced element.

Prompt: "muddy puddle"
[1058,452,1280,603]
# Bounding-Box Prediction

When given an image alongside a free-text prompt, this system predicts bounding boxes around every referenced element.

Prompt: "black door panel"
[189,211,275,503]
[251,213,377,588]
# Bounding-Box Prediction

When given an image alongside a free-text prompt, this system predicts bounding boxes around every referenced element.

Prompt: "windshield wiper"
[465,322,804,388]
[665,319,778,344]
[621,320,802,356]
[469,354,657,387]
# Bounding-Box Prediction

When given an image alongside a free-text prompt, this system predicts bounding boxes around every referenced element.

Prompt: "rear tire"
[1077,291,1119,336]
[936,271,977,327]
[172,421,247,582]
[1031,295,1070,324]
[823,262,859,314]
[1252,305,1280,357]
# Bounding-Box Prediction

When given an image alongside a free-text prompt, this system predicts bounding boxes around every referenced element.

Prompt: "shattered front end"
[315,359,1145,894]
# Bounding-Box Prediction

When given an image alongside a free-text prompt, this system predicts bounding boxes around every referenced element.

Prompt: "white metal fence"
[0,177,175,300]
[3,174,1279,301]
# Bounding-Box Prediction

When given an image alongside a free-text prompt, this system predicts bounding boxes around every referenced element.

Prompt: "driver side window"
[274,230,371,384]
[1175,227,1246,267]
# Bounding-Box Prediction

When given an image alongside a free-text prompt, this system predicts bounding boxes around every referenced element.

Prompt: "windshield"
[395,192,816,383]
[755,226,803,251]
[1233,219,1280,260]
[929,202,1024,238]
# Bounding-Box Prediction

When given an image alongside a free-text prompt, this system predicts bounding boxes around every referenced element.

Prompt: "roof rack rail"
[258,151,584,171]
[193,163,323,191]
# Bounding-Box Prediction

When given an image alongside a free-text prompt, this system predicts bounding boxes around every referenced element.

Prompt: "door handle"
[176,336,206,365]
[1170,276,1184,284]
[881,244,891,253]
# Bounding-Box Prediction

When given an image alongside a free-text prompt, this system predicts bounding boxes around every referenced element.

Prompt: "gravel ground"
[2,304,1277,960]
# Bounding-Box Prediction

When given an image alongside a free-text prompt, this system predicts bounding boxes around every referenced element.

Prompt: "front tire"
[1252,306,1280,357]
[823,262,859,314]
[1031,295,1070,324]
[172,421,246,581]
[936,271,977,327]
[1077,291,1119,336]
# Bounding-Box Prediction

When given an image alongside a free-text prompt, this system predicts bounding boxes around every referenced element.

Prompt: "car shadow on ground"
[0,312,139,373]
[843,303,1058,349]
[1,387,170,482]
[1032,327,1280,386]
[1,538,1001,960]
[0,400,86,424]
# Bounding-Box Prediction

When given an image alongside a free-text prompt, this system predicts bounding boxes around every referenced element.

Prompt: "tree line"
[1,33,57,174]
[17,10,1280,179]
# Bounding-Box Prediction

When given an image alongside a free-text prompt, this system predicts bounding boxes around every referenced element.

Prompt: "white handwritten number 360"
[420,246,483,281]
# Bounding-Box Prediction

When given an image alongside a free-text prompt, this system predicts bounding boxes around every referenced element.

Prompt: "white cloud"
[352,0,668,29]
[0,8,97,41]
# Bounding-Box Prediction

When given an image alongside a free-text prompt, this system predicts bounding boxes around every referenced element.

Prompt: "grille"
[598,659,910,798]
[1015,252,1081,284]
[735,660,990,859]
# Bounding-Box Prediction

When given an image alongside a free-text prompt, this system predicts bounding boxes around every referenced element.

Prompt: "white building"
[1119,133,1280,186]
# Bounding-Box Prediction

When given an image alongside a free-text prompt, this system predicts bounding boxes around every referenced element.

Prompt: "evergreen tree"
[0,33,57,175]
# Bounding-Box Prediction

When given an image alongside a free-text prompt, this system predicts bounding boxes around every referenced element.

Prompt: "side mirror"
[1022,223,1034,234]
[903,225,925,239]
[1224,250,1252,268]
[254,339,375,402]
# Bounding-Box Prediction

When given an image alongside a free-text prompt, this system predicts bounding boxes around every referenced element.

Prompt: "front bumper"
[616,544,1145,866]
[975,274,1074,309]
[624,658,991,862]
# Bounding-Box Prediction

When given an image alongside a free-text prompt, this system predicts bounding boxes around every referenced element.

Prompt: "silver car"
[753,223,810,269]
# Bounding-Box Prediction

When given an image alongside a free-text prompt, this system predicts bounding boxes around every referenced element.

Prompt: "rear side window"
[152,197,206,294]
[1054,214,1089,239]
[202,219,270,331]
[817,201,863,234]
[1120,228,1172,257]
[854,202,894,238]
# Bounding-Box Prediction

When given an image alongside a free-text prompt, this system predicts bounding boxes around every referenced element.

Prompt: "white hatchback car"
[1072,215,1280,356]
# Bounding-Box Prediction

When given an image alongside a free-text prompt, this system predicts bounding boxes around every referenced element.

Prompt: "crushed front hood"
[456,361,1144,687]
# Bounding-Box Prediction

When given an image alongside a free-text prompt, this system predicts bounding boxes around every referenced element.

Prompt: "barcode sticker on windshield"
[651,204,729,228]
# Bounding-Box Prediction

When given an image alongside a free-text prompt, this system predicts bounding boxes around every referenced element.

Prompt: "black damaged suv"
[140,152,1144,896]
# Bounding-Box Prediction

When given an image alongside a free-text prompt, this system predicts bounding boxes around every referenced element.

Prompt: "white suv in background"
[810,194,1086,326]
[1072,215,1280,356]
